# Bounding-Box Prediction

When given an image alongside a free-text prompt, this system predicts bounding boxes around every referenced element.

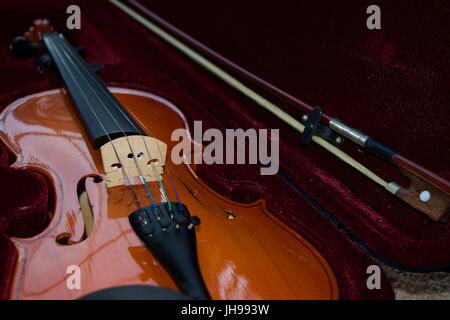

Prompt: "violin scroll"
[10,19,54,57]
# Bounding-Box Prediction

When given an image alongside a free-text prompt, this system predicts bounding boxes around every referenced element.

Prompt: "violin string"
[56,39,159,207]
[58,48,157,209]
[48,36,142,209]
[59,37,183,209]
[56,37,159,208]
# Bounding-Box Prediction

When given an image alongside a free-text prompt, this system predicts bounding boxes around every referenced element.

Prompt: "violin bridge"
[100,135,167,188]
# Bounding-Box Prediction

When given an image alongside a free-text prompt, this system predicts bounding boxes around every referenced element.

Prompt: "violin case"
[0,0,449,300]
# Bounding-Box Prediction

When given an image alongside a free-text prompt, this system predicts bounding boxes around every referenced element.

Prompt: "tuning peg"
[37,54,53,73]
[9,36,40,57]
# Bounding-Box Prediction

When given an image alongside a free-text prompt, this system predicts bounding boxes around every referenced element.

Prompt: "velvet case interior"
[0,0,449,299]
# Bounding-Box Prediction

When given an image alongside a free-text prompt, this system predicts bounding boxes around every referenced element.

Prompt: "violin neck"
[43,33,144,149]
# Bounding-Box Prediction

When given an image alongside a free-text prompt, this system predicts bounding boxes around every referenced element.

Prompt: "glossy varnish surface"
[0,88,338,299]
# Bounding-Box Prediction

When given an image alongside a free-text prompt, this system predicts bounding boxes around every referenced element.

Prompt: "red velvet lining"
[136,0,450,269]
[0,166,50,299]
[0,0,402,299]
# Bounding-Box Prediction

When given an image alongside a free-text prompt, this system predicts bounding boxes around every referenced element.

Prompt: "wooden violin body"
[0,87,338,299]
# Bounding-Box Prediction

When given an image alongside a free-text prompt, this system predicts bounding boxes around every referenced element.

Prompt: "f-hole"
[56,174,103,245]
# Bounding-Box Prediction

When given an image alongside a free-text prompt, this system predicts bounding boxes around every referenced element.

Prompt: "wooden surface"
[0,87,338,299]
[382,263,450,300]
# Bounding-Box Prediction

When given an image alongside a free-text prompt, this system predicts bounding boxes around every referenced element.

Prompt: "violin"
[1,20,338,299]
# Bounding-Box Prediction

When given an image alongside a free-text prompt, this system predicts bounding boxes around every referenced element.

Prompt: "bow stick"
[110,0,450,221]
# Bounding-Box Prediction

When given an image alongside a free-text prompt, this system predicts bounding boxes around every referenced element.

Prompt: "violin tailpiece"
[128,201,210,300]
